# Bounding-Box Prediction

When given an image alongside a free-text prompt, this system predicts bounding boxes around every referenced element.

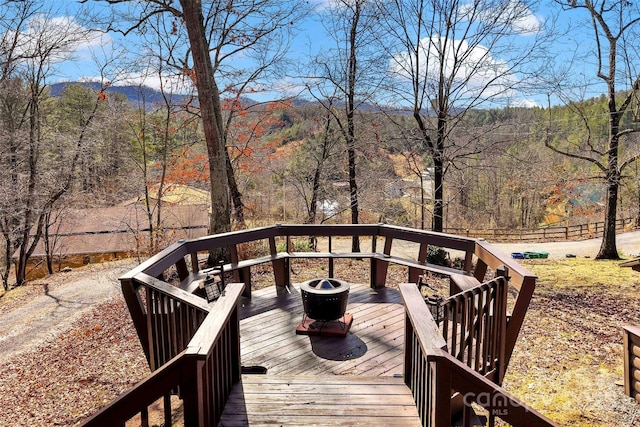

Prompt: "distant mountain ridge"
[50,81,325,110]
[49,81,190,108]
[48,81,411,113]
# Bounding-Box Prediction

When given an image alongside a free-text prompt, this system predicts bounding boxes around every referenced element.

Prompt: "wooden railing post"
[504,275,535,369]
[371,236,393,288]
[408,242,429,284]
[431,356,453,427]
[269,235,290,293]
[120,277,151,365]
[181,356,204,426]
[230,300,242,383]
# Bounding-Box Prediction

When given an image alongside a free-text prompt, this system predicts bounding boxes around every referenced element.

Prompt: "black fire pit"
[298,278,352,335]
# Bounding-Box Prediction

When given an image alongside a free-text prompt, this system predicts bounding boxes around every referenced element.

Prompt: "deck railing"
[143,274,210,370]
[81,282,244,426]
[441,276,508,384]
[83,224,543,426]
[116,223,535,368]
[400,283,557,427]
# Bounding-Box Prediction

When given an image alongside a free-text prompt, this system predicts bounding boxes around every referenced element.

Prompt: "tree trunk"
[347,3,360,252]
[420,173,425,230]
[1,232,9,291]
[348,142,360,251]
[597,172,620,259]
[180,0,231,260]
[432,113,447,232]
[637,179,640,228]
[44,211,53,275]
[432,156,444,232]
[15,91,40,286]
[596,99,623,259]
[226,150,245,227]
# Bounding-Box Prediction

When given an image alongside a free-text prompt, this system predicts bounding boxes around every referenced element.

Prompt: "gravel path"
[0,260,136,361]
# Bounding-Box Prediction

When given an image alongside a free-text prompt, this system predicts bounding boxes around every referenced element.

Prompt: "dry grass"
[503,258,640,426]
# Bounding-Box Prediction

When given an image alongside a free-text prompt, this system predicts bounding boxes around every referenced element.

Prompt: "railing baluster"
[458,295,466,361]
[159,293,168,365]
[491,285,500,372]
[168,297,176,357]
[470,291,476,367]
[415,334,423,418]
[450,299,458,356]
[140,406,149,427]
[163,393,171,426]
[475,288,485,372]
[483,286,492,373]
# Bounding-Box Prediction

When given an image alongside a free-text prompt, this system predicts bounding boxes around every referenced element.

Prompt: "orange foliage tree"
[222,99,292,223]
[164,147,210,187]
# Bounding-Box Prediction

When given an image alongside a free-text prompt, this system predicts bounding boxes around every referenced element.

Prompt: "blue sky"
[29,0,625,108]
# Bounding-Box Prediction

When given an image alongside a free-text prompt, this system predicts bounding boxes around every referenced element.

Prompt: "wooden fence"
[445,217,636,243]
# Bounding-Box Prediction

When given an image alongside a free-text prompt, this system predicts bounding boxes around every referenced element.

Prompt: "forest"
[1,0,640,287]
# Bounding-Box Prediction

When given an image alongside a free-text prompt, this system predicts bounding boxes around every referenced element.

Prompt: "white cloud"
[391,36,521,102]
[512,10,543,35]
[311,0,340,12]
[119,71,194,94]
[511,98,538,107]
[15,15,103,63]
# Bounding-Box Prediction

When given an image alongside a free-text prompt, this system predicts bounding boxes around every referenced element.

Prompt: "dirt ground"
[0,260,149,426]
[2,232,640,425]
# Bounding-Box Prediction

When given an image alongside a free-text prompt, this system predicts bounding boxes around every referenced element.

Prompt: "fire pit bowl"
[300,278,350,322]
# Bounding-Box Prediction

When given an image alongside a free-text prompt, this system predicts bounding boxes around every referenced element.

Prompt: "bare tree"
[546,0,640,259]
[377,0,553,232]
[0,2,99,286]
[122,12,202,254]
[307,0,385,250]
[282,103,341,226]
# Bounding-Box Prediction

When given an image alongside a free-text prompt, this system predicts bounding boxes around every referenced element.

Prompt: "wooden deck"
[238,282,405,377]
[92,225,548,427]
[218,282,419,426]
[219,375,421,426]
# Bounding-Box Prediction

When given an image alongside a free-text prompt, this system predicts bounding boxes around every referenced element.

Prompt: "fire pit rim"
[299,277,351,294]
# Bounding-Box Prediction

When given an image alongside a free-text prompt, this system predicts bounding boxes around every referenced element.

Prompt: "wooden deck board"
[219,375,422,427]
[238,282,405,377]
[219,283,418,426]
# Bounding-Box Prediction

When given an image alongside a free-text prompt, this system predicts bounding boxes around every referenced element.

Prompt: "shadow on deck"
[239,283,404,377]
